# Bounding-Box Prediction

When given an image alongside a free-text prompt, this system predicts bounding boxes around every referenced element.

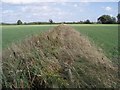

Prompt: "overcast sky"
[0,0,119,23]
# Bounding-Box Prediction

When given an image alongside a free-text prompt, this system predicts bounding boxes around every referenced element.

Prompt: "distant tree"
[17,20,22,25]
[79,21,83,24]
[97,15,116,24]
[24,22,27,25]
[111,17,116,24]
[63,22,66,24]
[49,19,53,24]
[84,19,91,24]
[117,13,120,23]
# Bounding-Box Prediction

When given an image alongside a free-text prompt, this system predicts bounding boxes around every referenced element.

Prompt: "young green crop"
[2,25,55,48]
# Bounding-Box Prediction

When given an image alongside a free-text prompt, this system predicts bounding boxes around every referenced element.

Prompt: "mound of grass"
[2,24,118,61]
[2,24,119,89]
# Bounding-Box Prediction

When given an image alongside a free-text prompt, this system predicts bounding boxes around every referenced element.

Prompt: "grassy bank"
[2,24,118,59]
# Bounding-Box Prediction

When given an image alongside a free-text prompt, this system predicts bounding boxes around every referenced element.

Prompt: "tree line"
[1,14,120,25]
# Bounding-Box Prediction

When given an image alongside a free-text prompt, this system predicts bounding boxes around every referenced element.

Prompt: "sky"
[0,0,119,23]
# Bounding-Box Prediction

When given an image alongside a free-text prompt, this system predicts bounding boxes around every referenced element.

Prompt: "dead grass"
[2,24,119,89]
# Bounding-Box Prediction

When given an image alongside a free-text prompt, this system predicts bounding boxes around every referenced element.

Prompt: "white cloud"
[74,4,78,7]
[1,0,68,4]
[3,10,14,14]
[1,1,118,23]
[2,4,73,22]
[61,2,67,6]
[105,6,112,11]
[109,14,113,17]
[1,0,39,4]
[21,5,61,14]
[1,0,119,4]
[81,0,119,2]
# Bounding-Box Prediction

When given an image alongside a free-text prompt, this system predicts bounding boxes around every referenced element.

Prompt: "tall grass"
[2,25,119,89]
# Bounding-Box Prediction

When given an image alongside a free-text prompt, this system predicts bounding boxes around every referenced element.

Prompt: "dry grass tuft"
[2,24,119,89]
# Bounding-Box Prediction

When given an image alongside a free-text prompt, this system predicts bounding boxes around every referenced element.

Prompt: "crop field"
[2,24,119,88]
[2,24,118,60]
[2,1,119,88]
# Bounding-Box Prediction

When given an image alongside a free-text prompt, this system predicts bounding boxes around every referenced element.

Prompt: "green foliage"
[117,13,120,23]
[84,19,91,24]
[49,19,53,24]
[17,20,23,25]
[98,15,116,24]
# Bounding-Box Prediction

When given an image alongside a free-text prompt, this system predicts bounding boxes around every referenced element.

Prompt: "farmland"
[2,24,119,88]
[2,24,118,60]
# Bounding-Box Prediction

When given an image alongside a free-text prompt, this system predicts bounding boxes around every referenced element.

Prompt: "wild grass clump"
[2,24,120,89]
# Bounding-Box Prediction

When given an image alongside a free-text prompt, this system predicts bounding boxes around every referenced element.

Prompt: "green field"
[2,24,118,60]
